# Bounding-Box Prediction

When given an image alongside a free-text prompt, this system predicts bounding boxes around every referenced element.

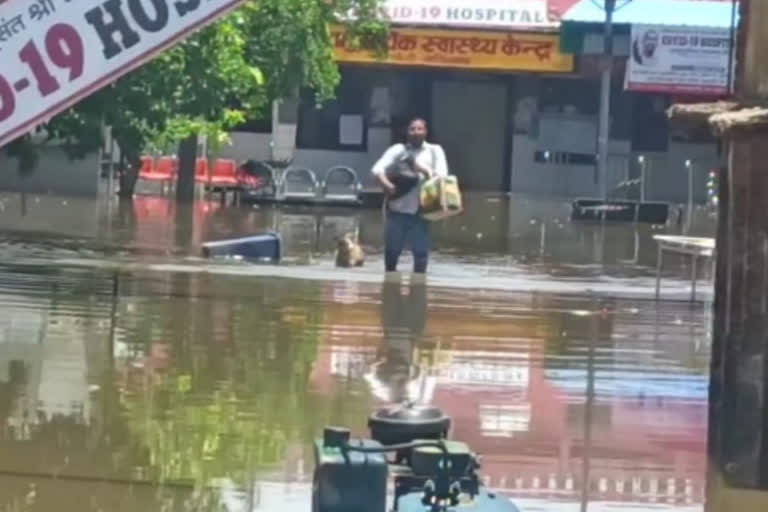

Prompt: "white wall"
[0,147,99,197]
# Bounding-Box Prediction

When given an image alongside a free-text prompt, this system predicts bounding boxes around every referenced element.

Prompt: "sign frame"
[624,23,733,96]
[371,0,556,31]
[0,0,248,148]
[331,26,573,74]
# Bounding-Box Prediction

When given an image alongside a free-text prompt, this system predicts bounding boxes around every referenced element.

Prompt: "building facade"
[220,0,732,203]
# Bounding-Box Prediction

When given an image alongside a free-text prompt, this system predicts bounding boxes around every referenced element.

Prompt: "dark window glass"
[296,69,369,151]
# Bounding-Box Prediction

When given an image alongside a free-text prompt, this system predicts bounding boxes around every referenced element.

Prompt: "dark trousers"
[384,211,430,273]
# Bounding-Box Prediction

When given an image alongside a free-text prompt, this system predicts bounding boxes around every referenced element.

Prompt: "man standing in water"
[372,118,449,282]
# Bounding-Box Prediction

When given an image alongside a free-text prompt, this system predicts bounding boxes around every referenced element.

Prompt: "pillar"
[707,129,768,510]
[706,1,768,508]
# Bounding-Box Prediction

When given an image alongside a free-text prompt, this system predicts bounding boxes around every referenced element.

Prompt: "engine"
[311,402,519,512]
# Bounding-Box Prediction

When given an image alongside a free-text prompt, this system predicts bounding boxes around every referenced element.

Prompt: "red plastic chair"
[237,166,265,189]
[195,158,209,183]
[137,156,166,181]
[210,159,238,188]
[154,156,177,181]
[138,155,152,173]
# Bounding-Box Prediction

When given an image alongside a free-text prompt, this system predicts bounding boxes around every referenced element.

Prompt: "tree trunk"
[175,134,197,203]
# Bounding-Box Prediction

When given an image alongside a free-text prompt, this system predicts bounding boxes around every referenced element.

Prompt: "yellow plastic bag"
[420,175,463,221]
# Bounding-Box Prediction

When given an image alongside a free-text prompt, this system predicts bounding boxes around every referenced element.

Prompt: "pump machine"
[312,402,520,512]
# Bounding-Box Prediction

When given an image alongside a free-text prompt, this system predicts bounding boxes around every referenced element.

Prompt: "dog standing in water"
[336,233,365,268]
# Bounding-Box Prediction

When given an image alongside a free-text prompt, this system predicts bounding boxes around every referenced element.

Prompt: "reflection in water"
[0,193,722,510]
[0,265,711,511]
[366,282,428,404]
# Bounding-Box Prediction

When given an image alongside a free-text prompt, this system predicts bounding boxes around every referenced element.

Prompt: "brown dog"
[335,233,365,268]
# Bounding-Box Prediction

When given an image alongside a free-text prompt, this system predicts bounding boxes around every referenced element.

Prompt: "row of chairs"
[138,156,247,189]
[137,156,362,202]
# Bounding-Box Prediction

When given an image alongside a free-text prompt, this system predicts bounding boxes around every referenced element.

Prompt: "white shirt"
[372,142,449,214]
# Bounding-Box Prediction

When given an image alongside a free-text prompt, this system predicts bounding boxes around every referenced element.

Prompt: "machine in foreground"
[312,402,519,512]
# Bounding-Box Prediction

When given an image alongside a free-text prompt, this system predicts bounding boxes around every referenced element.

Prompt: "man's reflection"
[368,282,428,403]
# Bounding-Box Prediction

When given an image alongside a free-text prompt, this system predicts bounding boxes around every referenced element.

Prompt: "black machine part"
[369,402,451,446]
[340,437,478,512]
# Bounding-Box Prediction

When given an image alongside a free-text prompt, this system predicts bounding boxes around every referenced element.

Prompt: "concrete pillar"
[707,135,768,503]
[704,0,768,509]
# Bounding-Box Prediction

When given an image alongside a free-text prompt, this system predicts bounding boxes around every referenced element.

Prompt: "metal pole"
[597,0,616,200]
[727,0,738,94]
[686,159,694,234]
[107,127,115,198]
[638,155,646,202]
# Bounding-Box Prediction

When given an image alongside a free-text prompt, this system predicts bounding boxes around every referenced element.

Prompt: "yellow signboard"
[331,26,573,73]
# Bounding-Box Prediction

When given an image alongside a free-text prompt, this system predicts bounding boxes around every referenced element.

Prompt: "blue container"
[201,233,281,262]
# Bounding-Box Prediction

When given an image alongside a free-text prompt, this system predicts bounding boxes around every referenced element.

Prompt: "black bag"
[385,153,420,200]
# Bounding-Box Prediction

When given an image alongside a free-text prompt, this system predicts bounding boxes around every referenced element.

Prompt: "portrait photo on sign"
[632,29,660,66]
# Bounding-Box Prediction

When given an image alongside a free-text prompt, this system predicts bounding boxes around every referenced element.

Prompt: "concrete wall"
[640,142,720,204]
[510,135,631,198]
[0,147,99,197]
[216,132,272,163]
[291,127,389,188]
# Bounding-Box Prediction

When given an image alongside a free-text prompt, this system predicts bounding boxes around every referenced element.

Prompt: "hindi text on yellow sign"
[331,27,573,73]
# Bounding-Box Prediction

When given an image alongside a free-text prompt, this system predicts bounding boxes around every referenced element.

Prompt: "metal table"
[654,235,715,302]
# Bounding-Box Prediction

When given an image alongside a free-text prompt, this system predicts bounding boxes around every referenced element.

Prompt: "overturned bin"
[202,233,281,262]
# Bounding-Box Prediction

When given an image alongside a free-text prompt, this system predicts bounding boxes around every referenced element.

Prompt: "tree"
[8,0,386,200]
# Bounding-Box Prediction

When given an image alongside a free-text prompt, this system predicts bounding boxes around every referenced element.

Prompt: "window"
[631,94,670,151]
[534,151,597,166]
[296,69,370,151]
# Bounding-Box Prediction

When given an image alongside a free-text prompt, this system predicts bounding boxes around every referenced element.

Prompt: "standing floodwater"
[0,194,712,511]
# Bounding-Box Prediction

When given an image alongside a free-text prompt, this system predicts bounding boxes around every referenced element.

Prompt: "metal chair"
[279,166,320,200]
[321,166,361,203]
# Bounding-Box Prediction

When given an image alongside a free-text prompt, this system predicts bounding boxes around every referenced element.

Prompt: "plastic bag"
[420,175,463,221]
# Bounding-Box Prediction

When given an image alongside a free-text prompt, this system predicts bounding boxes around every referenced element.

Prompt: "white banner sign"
[0,0,247,148]
[368,0,554,30]
[625,23,732,95]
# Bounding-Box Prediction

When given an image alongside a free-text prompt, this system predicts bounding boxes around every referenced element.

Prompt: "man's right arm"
[372,144,401,196]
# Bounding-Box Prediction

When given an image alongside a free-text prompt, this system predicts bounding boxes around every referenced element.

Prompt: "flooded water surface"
[0,194,714,511]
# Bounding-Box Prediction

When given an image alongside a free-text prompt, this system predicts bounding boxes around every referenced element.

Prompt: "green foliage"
[21,0,387,190]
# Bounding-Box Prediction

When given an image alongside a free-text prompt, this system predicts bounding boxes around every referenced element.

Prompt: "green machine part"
[312,438,389,512]
[410,440,473,477]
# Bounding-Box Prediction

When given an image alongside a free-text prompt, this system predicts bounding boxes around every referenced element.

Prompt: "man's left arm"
[433,145,449,177]
[414,144,449,178]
